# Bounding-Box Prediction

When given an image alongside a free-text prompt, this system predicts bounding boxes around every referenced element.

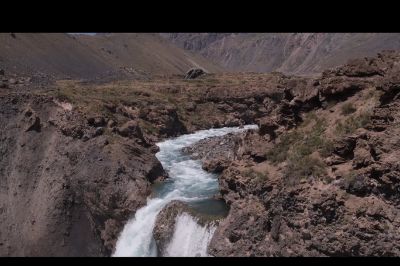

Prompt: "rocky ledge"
[0,93,167,256]
[185,51,400,256]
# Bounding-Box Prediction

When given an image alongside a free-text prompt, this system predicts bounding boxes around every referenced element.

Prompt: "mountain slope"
[76,33,221,76]
[161,33,400,75]
[0,33,221,80]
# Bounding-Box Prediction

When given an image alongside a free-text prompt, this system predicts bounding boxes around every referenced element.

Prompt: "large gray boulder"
[184,68,206,79]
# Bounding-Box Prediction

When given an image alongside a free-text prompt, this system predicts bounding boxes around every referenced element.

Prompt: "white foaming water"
[113,125,258,257]
[165,213,216,257]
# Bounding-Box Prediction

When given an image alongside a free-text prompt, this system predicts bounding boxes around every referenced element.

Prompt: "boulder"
[202,159,229,173]
[333,136,357,159]
[23,108,41,132]
[26,116,41,132]
[352,139,374,169]
[0,69,4,75]
[345,174,372,196]
[184,68,206,79]
[224,116,241,127]
[117,120,145,141]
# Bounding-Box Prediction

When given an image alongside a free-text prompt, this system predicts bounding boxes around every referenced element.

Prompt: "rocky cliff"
[180,50,400,256]
[0,91,168,256]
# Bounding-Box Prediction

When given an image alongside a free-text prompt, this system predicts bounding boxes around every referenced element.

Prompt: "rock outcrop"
[0,93,167,256]
[182,133,243,173]
[183,51,400,256]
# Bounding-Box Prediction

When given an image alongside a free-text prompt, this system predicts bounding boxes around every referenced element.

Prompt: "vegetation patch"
[267,116,334,164]
[335,111,372,135]
[243,168,269,182]
[284,154,327,186]
[341,102,357,115]
[343,170,358,189]
[139,120,159,135]
[362,87,383,101]
[266,130,302,163]
[301,112,318,127]
[266,114,334,185]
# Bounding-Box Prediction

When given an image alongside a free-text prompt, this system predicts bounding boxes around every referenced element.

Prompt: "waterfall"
[164,213,216,257]
[113,125,258,257]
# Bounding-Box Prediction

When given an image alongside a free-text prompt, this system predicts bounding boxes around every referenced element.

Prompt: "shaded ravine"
[113,125,258,257]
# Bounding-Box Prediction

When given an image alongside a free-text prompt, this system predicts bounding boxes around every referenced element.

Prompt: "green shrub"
[55,88,75,103]
[267,117,333,163]
[335,111,372,135]
[341,102,357,115]
[301,112,318,127]
[343,171,357,188]
[284,154,327,186]
[243,168,268,181]
[139,120,159,135]
[266,130,302,163]
[319,139,335,158]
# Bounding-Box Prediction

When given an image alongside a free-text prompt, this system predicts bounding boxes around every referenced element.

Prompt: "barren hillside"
[161,33,400,75]
[0,33,221,80]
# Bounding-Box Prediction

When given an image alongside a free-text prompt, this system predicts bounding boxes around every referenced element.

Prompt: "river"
[113,125,258,257]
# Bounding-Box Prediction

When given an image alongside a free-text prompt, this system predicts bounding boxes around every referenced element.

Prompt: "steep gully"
[113,125,258,257]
